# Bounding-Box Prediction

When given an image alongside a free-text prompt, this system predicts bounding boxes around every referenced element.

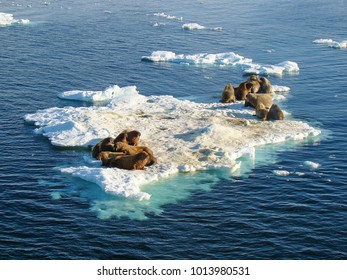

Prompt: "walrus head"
[114,141,127,152]
[247,75,261,83]
[245,82,253,90]
[113,130,141,146]
[126,130,141,146]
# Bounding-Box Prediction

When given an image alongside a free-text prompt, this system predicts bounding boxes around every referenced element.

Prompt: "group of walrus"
[220,75,284,121]
[92,130,157,170]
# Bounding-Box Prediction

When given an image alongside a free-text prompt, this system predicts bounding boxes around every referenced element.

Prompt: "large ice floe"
[25,85,320,201]
[142,51,299,76]
[313,39,347,49]
[0,12,30,26]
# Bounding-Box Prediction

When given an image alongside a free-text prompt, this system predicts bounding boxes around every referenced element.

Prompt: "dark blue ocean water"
[0,0,346,259]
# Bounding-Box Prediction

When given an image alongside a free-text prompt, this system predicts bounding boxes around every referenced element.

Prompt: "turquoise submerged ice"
[25,85,320,203]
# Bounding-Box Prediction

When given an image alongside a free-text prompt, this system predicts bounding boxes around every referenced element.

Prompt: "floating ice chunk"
[330,41,346,49]
[153,12,183,21]
[273,170,290,176]
[313,39,335,44]
[142,51,299,76]
[182,23,206,30]
[313,38,347,49]
[142,50,177,62]
[142,51,252,66]
[20,19,30,24]
[0,12,16,26]
[243,61,300,76]
[152,21,165,27]
[211,27,223,31]
[182,23,222,31]
[277,61,300,73]
[0,12,30,26]
[304,161,320,169]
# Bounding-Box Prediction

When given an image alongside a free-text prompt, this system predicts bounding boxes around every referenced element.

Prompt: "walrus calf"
[266,104,284,120]
[245,93,273,109]
[92,137,116,159]
[109,152,151,170]
[114,129,141,146]
[115,142,157,166]
[220,83,236,103]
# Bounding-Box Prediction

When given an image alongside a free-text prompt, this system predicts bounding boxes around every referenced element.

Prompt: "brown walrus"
[255,103,269,121]
[92,137,116,159]
[97,151,126,166]
[92,130,141,159]
[259,77,274,93]
[109,152,151,170]
[266,104,284,120]
[220,83,236,103]
[245,93,273,109]
[113,129,141,146]
[115,142,157,166]
[235,82,253,101]
[246,75,261,93]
